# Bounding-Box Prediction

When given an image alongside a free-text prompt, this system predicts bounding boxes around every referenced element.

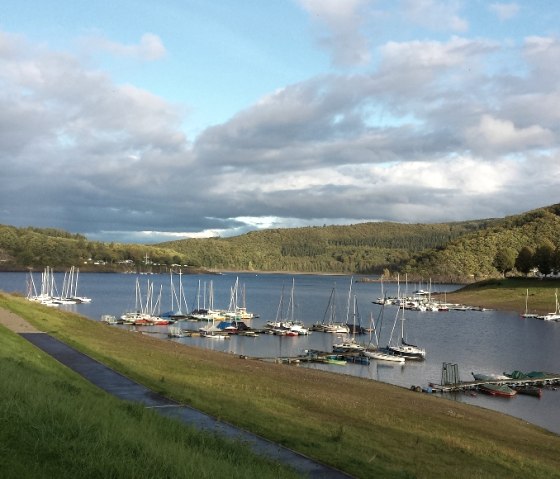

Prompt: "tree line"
[494,239,560,277]
[1,204,559,281]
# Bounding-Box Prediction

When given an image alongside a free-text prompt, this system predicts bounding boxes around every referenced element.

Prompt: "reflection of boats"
[478,383,517,397]
[387,302,425,359]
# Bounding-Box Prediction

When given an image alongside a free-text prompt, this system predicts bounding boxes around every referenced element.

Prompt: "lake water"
[1,271,559,435]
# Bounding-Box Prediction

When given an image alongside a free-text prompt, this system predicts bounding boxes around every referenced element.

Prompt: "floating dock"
[429,363,560,393]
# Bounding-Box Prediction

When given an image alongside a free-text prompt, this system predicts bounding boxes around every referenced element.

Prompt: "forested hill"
[403,204,560,282]
[159,220,497,274]
[2,205,559,279]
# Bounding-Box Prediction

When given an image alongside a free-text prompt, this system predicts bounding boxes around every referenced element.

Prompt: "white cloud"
[82,33,166,61]
[401,0,468,32]
[489,3,520,21]
[465,115,554,153]
[297,0,373,66]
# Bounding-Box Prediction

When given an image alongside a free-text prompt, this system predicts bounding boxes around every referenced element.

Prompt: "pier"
[429,363,560,393]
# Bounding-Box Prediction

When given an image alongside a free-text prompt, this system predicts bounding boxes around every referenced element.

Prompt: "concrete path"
[0,307,353,479]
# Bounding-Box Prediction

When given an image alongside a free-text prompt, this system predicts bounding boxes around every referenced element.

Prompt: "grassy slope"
[0,321,300,479]
[442,278,560,315]
[2,293,560,478]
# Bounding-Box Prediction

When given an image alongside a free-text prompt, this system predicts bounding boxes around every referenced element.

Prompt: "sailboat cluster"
[311,277,426,363]
[26,266,91,306]
[98,274,428,363]
[110,273,256,332]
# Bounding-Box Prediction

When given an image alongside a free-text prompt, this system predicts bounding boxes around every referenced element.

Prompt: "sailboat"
[521,288,539,319]
[310,284,350,333]
[266,279,309,336]
[27,267,60,306]
[333,279,364,352]
[67,267,91,303]
[362,308,405,363]
[161,269,189,319]
[223,277,255,320]
[387,300,426,359]
[536,289,560,321]
[120,277,167,325]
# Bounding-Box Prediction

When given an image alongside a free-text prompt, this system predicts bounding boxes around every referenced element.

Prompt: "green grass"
[443,277,560,314]
[0,322,300,479]
[2,292,560,478]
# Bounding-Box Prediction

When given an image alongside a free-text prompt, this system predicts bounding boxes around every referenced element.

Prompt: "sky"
[1,1,559,243]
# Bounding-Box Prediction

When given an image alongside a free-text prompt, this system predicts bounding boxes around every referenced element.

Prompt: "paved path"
[0,307,353,479]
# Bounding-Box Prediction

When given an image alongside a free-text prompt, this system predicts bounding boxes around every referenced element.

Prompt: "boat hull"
[478,384,517,397]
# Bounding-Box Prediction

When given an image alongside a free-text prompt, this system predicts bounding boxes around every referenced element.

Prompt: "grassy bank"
[441,277,560,314]
[2,293,560,478]
[0,322,300,479]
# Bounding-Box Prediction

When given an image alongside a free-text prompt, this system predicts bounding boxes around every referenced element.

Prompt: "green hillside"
[404,204,560,281]
[159,220,496,274]
[2,204,560,280]
[0,225,188,273]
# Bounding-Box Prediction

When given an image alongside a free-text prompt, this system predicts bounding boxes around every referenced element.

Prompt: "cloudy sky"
[1,1,559,243]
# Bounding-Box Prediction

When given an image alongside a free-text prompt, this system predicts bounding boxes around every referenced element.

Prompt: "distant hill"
[0,225,188,273]
[402,204,560,282]
[2,204,559,280]
[158,219,498,275]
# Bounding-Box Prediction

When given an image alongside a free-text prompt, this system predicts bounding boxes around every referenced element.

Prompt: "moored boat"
[387,300,426,360]
[363,348,405,363]
[512,385,542,398]
[478,383,517,397]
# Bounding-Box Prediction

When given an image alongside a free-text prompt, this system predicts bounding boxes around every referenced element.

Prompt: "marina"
[1,270,560,435]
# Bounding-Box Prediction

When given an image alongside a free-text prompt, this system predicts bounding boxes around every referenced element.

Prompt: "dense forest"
[0,226,188,273]
[403,204,560,282]
[159,220,496,274]
[1,204,560,281]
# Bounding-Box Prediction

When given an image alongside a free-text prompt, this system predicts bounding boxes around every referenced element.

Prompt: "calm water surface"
[1,271,559,435]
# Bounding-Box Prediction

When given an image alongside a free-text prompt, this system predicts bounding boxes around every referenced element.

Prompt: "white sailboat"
[333,279,364,352]
[27,267,59,306]
[387,300,426,359]
[266,279,309,336]
[537,289,560,321]
[362,310,405,363]
[311,284,350,333]
[521,288,539,319]
[121,277,166,325]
